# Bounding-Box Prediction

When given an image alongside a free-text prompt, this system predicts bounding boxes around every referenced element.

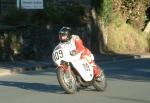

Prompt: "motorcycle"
[52,43,107,94]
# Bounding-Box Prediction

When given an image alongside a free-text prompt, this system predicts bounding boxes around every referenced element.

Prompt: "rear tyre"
[57,67,77,94]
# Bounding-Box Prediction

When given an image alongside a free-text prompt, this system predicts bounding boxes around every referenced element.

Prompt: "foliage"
[45,3,85,26]
[45,3,64,24]
[0,32,20,61]
[101,0,113,25]
[91,0,102,13]
[0,3,86,60]
[121,0,148,30]
[92,0,113,25]
[107,16,148,53]
[3,6,29,25]
[103,0,150,53]
[2,0,150,57]
[3,3,86,26]
[30,10,49,25]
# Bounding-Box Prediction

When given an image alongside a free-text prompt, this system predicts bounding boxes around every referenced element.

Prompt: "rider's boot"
[93,66,101,77]
[93,66,103,81]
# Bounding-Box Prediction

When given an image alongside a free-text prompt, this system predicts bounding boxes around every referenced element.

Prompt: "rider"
[58,26,102,80]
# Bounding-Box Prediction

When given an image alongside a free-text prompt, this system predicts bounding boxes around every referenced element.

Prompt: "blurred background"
[0,0,150,61]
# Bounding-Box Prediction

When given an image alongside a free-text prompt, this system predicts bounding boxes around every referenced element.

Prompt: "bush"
[92,0,113,25]
[30,10,49,25]
[3,6,29,25]
[107,17,148,53]
[45,4,64,24]
[3,3,86,26]
[45,3,86,26]
[121,0,147,30]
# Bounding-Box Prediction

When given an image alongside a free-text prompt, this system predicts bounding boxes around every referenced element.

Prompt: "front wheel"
[93,70,107,91]
[57,67,77,94]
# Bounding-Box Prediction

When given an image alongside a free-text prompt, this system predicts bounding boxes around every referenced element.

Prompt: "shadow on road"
[100,58,150,82]
[0,60,54,73]
[0,56,150,93]
[0,80,64,94]
[21,69,57,76]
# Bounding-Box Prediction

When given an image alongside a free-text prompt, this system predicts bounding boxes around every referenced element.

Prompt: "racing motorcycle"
[52,43,107,94]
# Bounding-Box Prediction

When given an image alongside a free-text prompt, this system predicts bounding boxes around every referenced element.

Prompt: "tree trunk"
[89,8,105,54]
[144,21,150,34]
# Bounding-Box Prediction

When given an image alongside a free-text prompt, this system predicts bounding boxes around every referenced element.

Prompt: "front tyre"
[93,71,107,91]
[57,67,77,94]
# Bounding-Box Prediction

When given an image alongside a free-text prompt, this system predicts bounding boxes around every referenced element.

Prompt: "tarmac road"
[0,58,150,103]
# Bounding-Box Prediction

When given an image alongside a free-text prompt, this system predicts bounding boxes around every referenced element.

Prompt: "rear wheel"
[57,67,77,94]
[93,70,107,91]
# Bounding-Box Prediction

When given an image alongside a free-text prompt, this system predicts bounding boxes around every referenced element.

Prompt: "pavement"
[0,53,150,76]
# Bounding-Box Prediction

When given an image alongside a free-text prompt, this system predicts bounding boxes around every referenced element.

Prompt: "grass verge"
[106,16,149,53]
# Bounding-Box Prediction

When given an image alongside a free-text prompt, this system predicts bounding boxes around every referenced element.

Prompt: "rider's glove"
[70,50,77,56]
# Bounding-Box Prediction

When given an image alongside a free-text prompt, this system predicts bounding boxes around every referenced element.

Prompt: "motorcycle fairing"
[71,59,94,81]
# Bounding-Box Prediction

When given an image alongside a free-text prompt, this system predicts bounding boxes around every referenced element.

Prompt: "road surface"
[0,58,150,103]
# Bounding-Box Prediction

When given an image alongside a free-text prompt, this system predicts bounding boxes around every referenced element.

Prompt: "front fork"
[58,63,74,84]
[58,61,71,74]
